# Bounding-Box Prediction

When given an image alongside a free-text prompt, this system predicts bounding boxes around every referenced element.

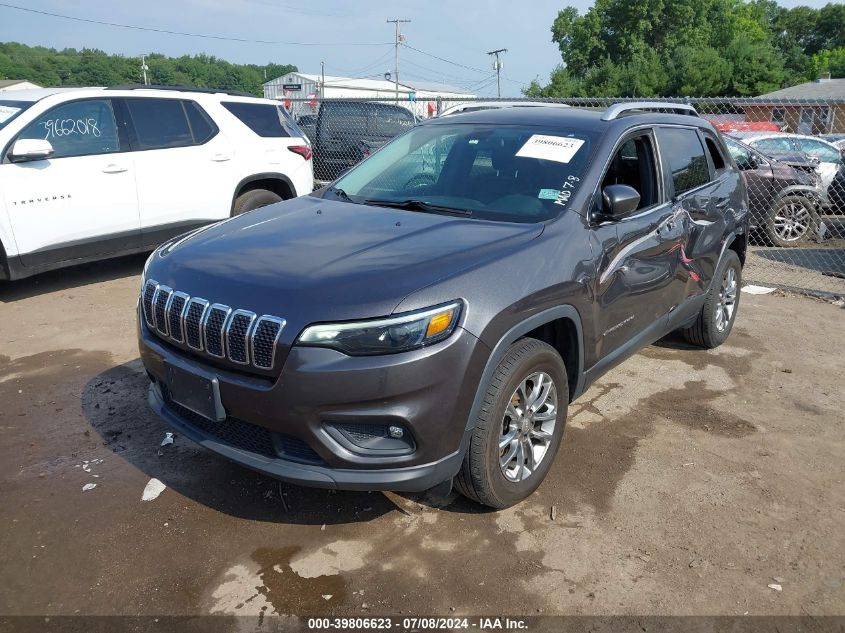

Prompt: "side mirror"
[601,184,641,219]
[9,138,54,163]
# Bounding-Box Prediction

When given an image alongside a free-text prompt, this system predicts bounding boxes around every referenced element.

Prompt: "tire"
[765,195,817,248]
[682,250,742,349]
[455,337,568,509]
[232,189,283,216]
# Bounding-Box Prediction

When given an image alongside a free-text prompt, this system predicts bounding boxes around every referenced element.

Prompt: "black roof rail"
[104,84,257,98]
[601,102,699,121]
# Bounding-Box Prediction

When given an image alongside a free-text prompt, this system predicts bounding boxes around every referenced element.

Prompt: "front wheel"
[455,338,568,509]
[766,195,817,247]
[682,250,742,349]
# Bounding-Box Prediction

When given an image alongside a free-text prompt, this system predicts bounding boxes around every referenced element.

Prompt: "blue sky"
[0,0,834,97]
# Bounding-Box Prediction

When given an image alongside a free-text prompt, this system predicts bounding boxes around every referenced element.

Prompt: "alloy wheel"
[773,202,811,242]
[714,267,738,332]
[499,372,558,482]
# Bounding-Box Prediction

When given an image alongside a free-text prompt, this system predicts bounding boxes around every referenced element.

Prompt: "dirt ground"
[0,254,843,619]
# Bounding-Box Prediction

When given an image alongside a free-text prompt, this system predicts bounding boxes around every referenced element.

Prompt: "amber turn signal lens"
[426,310,454,338]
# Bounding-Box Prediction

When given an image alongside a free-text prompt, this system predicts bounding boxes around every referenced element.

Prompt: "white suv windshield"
[332,123,595,223]
[0,100,34,131]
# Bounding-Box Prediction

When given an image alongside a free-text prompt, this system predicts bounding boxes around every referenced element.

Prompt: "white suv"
[0,86,313,280]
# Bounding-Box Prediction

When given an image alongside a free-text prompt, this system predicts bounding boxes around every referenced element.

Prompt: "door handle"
[102,164,127,174]
[211,153,231,162]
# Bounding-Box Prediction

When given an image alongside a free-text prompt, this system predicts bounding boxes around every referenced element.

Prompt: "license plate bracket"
[165,362,226,422]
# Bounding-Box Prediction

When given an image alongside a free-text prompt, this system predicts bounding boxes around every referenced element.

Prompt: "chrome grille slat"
[251,316,286,370]
[140,282,285,371]
[154,286,173,336]
[142,280,157,328]
[203,304,231,358]
[184,298,210,351]
[167,292,189,343]
[226,310,257,365]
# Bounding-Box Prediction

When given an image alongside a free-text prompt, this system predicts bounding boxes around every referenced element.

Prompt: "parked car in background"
[296,113,317,141]
[438,101,571,117]
[821,134,845,147]
[312,100,415,185]
[730,132,844,212]
[723,137,824,247]
[138,102,748,508]
[0,86,313,281]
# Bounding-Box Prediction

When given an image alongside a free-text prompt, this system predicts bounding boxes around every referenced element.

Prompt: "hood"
[146,195,543,325]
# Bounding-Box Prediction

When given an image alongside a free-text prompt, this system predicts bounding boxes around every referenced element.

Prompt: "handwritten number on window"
[40,118,102,140]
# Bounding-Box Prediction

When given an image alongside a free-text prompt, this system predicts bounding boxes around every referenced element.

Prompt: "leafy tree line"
[0,42,296,96]
[526,0,845,97]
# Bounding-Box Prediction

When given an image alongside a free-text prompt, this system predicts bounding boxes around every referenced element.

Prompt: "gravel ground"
[0,255,843,619]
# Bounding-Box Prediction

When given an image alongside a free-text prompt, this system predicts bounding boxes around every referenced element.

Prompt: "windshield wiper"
[364,198,472,217]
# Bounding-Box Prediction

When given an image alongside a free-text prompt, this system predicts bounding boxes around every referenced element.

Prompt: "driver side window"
[601,133,659,212]
[16,99,120,159]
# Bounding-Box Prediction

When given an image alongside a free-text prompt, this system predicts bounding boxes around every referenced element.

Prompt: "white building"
[0,80,42,91]
[263,72,475,118]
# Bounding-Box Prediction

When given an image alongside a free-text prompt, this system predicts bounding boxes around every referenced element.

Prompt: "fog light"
[388,425,404,439]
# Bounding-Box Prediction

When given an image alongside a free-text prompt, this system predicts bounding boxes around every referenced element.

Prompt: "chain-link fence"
[287,96,845,298]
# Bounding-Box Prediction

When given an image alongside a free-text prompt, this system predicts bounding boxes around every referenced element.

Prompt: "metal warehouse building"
[263,71,475,118]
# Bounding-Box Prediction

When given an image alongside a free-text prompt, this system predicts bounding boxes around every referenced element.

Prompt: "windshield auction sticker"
[516,134,585,163]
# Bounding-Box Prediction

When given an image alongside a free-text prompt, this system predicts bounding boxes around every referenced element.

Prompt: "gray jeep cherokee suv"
[138,102,748,508]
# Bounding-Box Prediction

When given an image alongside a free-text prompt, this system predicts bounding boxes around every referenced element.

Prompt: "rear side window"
[185,102,216,144]
[656,127,711,195]
[124,98,216,150]
[704,137,726,171]
[321,102,368,136]
[16,98,120,158]
[368,105,414,137]
[222,102,302,138]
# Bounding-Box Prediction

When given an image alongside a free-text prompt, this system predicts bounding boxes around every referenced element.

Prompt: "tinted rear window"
[656,127,711,195]
[369,106,415,136]
[222,102,302,138]
[124,98,216,150]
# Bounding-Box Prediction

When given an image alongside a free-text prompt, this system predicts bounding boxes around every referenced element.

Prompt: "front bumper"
[139,319,489,492]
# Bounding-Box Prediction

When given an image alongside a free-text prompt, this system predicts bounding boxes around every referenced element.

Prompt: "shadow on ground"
[80,359,488,525]
[0,253,148,303]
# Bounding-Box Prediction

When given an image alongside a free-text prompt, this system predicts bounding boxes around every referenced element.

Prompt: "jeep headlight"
[297,301,462,356]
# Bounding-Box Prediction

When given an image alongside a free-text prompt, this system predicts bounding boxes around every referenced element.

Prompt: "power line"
[402,42,530,87]
[400,57,484,86]
[0,2,392,46]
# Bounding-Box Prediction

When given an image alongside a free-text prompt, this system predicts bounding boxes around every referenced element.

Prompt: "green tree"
[727,38,785,95]
[0,42,296,96]
[535,0,836,96]
[810,48,845,78]
[670,46,733,95]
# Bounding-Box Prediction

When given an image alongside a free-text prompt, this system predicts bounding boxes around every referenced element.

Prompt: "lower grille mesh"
[162,387,276,458]
[161,387,325,465]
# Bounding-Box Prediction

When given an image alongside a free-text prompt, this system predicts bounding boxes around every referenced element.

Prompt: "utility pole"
[387,18,411,104]
[487,48,507,98]
[321,60,325,101]
[141,54,149,86]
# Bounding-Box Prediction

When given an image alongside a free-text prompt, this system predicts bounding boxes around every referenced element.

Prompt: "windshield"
[332,123,595,223]
[0,100,34,131]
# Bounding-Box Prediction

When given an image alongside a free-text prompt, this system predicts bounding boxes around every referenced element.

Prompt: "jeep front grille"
[141,279,286,370]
